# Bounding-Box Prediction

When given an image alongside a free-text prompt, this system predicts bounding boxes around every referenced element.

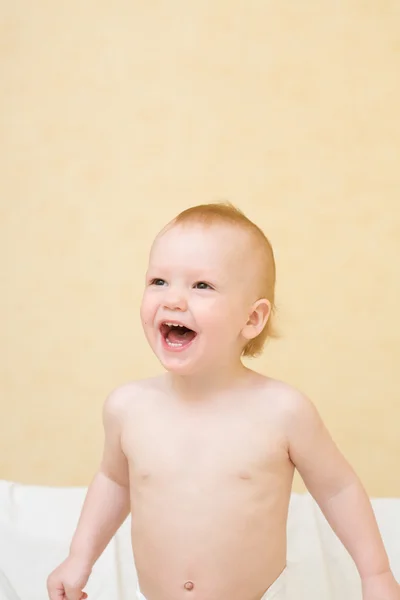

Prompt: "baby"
[47,203,399,600]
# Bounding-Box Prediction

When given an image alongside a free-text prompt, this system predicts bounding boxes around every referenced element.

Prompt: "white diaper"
[136,567,287,600]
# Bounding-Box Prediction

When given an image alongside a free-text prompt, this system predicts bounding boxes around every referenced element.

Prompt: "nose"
[162,286,188,311]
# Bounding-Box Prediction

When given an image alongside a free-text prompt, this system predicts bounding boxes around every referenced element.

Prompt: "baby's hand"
[362,570,400,600]
[47,555,91,600]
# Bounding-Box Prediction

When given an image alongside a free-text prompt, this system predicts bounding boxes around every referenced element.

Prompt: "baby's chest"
[122,412,288,482]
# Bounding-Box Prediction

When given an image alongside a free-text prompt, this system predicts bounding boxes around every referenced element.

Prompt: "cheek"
[140,292,157,326]
[194,297,220,324]
[212,300,248,335]
[196,298,238,333]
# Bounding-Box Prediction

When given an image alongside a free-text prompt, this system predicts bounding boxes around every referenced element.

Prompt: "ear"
[241,298,271,341]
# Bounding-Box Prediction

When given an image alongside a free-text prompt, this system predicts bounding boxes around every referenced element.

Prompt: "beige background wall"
[1,1,399,496]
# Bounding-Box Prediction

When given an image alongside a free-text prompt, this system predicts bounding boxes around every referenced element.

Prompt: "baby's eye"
[194,281,212,290]
[150,278,166,286]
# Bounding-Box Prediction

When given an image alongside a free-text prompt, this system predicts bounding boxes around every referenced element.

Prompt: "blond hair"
[171,202,278,357]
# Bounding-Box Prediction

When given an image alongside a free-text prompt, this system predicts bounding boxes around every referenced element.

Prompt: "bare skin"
[96,370,397,600]
[124,371,294,600]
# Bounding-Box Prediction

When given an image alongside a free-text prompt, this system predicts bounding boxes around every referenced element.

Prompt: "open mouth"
[160,322,197,349]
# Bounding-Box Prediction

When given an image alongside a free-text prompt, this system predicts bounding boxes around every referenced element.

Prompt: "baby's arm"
[68,386,131,563]
[47,386,131,600]
[285,390,399,598]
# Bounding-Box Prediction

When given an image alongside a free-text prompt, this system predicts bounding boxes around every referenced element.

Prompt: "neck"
[166,360,252,402]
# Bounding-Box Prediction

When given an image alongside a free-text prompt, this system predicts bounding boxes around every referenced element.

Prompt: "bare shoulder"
[103,376,164,419]
[258,375,319,422]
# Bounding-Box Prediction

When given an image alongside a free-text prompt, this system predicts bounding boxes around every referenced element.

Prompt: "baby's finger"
[64,588,84,600]
[46,581,65,600]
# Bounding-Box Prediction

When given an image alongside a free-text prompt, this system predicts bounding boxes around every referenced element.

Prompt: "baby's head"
[141,203,277,374]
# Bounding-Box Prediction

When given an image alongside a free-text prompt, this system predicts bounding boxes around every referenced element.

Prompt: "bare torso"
[120,373,295,600]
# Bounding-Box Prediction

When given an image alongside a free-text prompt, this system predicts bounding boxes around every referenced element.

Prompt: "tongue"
[168,328,196,345]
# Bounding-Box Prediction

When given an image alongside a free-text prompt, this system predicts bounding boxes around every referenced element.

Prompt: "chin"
[155,347,209,377]
[158,356,201,376]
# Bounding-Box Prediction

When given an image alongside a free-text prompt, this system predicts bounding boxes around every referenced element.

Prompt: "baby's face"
[140,223,257,375]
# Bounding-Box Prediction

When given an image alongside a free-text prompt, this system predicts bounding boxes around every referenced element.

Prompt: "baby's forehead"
[152,222,250,254]
[149,222,260,283]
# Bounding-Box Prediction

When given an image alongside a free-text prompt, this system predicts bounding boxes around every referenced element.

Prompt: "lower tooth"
[167,340,183,347]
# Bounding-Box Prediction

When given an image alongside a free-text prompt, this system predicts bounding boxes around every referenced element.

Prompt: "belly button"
[184,581,194,591]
